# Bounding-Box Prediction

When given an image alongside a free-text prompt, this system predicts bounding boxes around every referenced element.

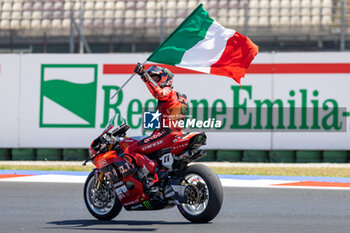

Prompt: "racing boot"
[152,167,168,184]
[145,167,168,189]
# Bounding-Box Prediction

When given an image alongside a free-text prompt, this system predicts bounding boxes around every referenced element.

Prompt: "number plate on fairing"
[115,185,128,200]
[160,153,173,171]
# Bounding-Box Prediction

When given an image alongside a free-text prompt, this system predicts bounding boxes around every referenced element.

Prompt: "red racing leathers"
[124,76,188,174]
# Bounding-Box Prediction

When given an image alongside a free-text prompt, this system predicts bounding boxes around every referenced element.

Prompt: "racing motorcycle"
[83,115,223,223]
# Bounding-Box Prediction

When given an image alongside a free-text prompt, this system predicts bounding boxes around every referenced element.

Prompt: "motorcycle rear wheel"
[84,171,122,220]
[177,164,223,223]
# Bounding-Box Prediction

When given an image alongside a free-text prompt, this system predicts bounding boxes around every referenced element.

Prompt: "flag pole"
[110,60,148,100]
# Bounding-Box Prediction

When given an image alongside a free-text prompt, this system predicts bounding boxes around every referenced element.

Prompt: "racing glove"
[134,63,145,75]
[134,63,150,82]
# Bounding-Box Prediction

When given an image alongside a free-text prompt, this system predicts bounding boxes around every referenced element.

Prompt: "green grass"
[1,164,350,177]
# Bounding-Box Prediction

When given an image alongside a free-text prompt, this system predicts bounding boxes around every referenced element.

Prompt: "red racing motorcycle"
[83,115,223,223]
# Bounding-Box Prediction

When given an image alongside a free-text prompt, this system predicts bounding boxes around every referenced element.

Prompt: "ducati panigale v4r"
[83,115,223,223]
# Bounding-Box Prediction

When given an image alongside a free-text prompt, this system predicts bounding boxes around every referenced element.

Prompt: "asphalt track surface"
[0,182,349,233]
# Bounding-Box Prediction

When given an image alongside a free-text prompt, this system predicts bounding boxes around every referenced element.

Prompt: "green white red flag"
[147,3,259,84]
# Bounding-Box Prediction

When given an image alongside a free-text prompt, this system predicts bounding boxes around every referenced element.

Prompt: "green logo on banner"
[39,64,98,128]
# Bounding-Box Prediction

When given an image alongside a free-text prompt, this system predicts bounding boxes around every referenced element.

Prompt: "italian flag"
[147,3,259,84]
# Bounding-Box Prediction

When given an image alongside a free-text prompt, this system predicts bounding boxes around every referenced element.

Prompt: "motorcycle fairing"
[115,176,150,207]
[171,132,206,155]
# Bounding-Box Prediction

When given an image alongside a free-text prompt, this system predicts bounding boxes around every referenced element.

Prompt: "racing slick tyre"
[177,164,223,223]
[84,171,122,220]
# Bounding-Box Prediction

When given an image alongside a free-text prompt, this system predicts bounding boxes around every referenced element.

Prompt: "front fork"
[94,169,104,191]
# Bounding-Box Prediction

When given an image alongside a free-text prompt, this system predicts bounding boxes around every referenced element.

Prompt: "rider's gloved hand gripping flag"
[147,3,259,84]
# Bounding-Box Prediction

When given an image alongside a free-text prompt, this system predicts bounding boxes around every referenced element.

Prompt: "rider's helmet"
[146,66,174,88]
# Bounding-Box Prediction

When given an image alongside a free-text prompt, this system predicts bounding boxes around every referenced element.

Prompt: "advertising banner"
[0,55,21,147]
[1,52,350,149]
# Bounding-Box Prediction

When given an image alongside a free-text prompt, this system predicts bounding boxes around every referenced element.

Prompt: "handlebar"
[112,123,130,137]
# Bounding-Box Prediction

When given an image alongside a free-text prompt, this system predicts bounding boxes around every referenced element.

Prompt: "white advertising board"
[0,55,20,147]
[1,52,350,150]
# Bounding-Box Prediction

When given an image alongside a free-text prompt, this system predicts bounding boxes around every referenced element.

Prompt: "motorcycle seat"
[146,147,171,160]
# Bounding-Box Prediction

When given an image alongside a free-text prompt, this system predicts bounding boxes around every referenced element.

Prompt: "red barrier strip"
[274,181,350,188]
[103,64,201,74]
[248,64,350,74]
[0,174,33,179]
[103,63,350,75]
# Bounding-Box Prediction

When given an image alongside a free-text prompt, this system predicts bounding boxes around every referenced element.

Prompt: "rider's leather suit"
[124,76,188,173]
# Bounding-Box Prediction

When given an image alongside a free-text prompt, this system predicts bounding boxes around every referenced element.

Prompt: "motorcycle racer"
[123,63,188,187]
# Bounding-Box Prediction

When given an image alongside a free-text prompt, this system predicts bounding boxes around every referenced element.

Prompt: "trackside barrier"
[0,149,11,160]
[242,150,269,163]
[197,150,216,162]
[322,151,348,163]
[0,149,349,163]
[62,149,89,161]
[295,151,322,163]
[216,150,242,162]
[36,149,63,161]
[11,149,36,161]
[2,53,350,151]
[269,151,295,163]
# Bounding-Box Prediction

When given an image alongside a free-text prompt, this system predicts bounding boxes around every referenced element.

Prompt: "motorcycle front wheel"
[177,164,223,223]
[83,171,122,220]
